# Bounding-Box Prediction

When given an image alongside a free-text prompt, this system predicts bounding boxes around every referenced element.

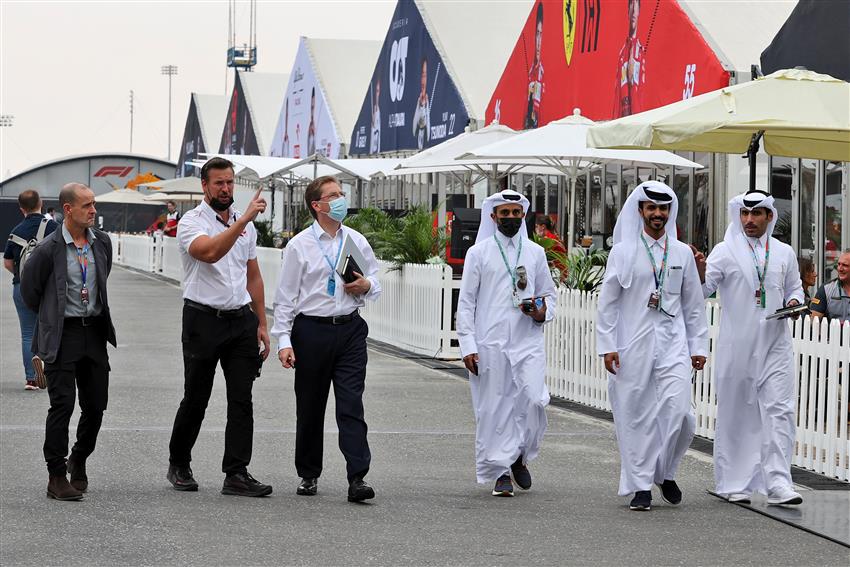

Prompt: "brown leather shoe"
[67,456,88,492]
[47,475,83,501]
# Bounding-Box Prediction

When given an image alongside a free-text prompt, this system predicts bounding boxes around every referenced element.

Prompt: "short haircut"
[17,189,40,212]
[201,157,234,182]
[304,175,340,219]
[798,256,814,276]
[536,2,543,23]
[536,215,553,230]
[47,207,55,213]
[59,183,89,207]
[167,200,176,207]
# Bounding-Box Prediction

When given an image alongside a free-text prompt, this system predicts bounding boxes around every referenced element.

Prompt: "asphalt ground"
[1,266,848,566]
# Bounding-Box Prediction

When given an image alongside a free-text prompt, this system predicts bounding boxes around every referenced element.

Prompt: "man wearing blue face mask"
[272,175,382,502]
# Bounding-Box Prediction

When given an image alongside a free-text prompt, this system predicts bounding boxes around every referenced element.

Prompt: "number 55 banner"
[349,0,469,155]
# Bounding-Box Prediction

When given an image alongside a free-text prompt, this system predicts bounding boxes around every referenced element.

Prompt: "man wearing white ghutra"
[597,181,708,511]
[697,190,804,506]
[457,190,557,497]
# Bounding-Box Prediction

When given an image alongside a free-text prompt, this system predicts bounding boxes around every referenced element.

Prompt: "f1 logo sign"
[94,166,134,177]
[389,36,409,102]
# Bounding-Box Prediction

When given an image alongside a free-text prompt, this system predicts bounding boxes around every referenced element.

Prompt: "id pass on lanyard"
[312,225,343,296]
[494,235,523,306]
[76,245,90,305]
[640,234,668,311]
[747,238,769,309]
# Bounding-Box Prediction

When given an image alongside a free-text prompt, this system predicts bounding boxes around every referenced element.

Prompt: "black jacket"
[20,227,117,363]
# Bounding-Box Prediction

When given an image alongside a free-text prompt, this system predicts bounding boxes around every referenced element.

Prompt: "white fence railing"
[110,234,849,482]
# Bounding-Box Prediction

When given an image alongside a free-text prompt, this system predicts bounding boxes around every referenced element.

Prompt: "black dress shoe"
[629,490,652,511]
[167,464,198,492]
[511,456,532,490]
[67,455,88,493]
[222,471,272,497]
[347,478,375,502]
[297,477,318,496]
[47,475,83,501]
[658,479,682,505]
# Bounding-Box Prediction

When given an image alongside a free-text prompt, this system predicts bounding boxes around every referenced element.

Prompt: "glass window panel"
[770,157,795,246]
[694,152,710,252]
[800,159,817,258]
[621,166,636,205]
[604,165,619,249]
[824,161,845,281]
[673,163,690,244]
[574,174,587,247]
[590,168,603,241]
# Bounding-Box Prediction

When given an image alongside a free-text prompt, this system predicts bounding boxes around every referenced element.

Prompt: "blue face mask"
[326,196,348,222]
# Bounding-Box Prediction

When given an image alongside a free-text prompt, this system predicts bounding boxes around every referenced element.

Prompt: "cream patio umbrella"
[586,69,850,169]
[466,110,703,251]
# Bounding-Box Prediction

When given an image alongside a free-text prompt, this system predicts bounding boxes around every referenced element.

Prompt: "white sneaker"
[727,493,751,504]
[767,486,803,506]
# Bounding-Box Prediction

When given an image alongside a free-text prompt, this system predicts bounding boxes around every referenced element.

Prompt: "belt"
[297,310,359,325]
[184,299,250,319]
[64,315,103,327]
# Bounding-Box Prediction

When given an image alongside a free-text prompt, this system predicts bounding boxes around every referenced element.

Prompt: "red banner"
[486,0,730,127]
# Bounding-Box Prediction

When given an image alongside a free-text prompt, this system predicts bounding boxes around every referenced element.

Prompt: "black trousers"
[291,314,370,481]
[169,304,260,475]
[44,318,110,476]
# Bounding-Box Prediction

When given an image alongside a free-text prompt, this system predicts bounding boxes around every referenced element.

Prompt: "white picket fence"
[110,234,849,482]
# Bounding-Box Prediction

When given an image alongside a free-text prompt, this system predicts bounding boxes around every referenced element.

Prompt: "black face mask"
[497,217,524,238]
[209,196,233,212]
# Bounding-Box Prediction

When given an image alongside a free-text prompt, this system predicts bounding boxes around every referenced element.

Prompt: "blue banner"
[349,0,469,155]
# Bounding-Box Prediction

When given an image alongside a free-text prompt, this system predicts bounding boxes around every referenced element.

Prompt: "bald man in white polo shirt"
[166,157,272,497]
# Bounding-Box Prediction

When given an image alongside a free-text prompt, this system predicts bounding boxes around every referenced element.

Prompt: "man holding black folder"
[696,190,804,506]
[272,176,381,502]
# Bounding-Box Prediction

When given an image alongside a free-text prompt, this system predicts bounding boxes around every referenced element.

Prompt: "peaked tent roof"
[417,0,533,123]
[678,0,796,75]
[193,93,227,154]
[306,37,382,145]
[238,71,289,155]
[760,0,850,82]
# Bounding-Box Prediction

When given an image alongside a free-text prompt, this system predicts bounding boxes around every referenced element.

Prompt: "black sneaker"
[347,478,375,502]
[629,490,652,511]
[297,477,318,496]
[492,474,514,497]
[167,464,198,492]
[657,479,682,505]
[221,471,272,497]
[510,456,532,490]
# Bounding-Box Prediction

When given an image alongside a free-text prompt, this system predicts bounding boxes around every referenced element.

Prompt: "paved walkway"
[1,267,847,566]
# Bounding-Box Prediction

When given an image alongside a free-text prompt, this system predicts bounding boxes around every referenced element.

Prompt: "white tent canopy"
[138,176,203,194]
[203,153,402,182]
[95,189,163,205]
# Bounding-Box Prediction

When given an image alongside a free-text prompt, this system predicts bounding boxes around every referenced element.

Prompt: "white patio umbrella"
[466,109,703,251]
[95,189,162,204]
[138,176,204,194]
[586,69,850,163]
[143,192,203,203]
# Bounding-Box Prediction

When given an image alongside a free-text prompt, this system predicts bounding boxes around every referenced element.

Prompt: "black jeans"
[169,304,261,475]
[43,318,110,476]
[291,314,370,481]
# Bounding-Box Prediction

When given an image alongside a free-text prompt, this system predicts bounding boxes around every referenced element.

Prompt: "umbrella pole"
[747,131,764,191]
[567,176,577,254]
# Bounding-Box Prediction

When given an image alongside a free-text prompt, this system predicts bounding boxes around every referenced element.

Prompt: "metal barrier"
[109,233,849,482]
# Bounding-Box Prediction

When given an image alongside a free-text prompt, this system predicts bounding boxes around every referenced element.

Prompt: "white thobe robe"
[597,235,708,496]
[703,235,803,496]
[457,232,557,483]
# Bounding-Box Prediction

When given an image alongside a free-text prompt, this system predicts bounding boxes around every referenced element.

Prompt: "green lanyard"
[639,234,669,292]
[746,237,770,308]
[494,234,523,290]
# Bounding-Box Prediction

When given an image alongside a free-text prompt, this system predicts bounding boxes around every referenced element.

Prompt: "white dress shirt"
[177,200,257,310]
[271,220,381,350]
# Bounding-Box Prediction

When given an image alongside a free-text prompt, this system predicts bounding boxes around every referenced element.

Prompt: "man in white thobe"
[697,190,804,506]
[597,181,708,511]
[457,190,557,497]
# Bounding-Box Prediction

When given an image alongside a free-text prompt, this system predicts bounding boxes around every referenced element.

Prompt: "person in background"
[535,215,567,282]
[4,189,58,390]
[810,249,850,324]
[45,207,55,221]
[164,200,180,237]
[798,257,817,305]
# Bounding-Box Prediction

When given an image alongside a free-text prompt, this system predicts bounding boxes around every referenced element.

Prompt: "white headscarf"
[723,190,778,286]
[611,180,679,288]
[475,189,531,244]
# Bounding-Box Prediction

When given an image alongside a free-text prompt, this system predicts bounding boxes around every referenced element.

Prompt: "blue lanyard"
[76,244,89,287]
[312,224,343,279]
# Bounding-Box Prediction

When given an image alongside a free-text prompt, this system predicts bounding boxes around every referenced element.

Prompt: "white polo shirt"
[177,200,257,310]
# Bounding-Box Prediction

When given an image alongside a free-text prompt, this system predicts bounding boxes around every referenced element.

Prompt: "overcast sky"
[0,0,396,181]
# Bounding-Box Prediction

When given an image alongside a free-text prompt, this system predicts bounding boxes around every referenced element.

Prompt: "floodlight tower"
[161,65,178,160]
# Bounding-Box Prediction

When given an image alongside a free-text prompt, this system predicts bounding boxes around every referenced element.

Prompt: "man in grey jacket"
[21,183,117,501]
